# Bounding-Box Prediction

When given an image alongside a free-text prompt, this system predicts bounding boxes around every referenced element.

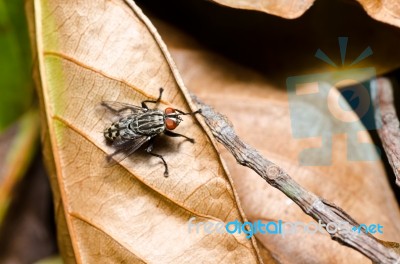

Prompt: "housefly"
[101,88,201,177]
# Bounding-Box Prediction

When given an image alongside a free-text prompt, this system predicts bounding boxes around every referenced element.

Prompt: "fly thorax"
[135,110,165,135]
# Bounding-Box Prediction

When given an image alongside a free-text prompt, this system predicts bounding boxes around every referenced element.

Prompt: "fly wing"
[105,135,151,166]
[101,101,146,117]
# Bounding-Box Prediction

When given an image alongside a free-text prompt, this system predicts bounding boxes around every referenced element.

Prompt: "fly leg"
[164,130,195,143]
[175,109,202,116]
[142,87,164,109]
[145,138,169,177]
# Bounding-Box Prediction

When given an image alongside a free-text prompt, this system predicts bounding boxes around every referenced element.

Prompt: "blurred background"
[0,0,399,263]
[0,0,58,263]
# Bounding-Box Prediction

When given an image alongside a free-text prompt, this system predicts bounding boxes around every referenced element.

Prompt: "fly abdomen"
[104,117,138,142]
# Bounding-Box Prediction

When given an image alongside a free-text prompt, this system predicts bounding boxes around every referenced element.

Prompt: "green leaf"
[0,0,33,132]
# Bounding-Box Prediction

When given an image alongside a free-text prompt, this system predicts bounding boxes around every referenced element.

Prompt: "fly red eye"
[165,118,178,130]
[165,107,175,115]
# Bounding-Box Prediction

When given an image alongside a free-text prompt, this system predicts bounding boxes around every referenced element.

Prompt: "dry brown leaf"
[27,0,262,262]
[209,0,315,19]
[163,0,400,82]
[356,0,400,28]
[152,18,400,264]
[210,0,400,29]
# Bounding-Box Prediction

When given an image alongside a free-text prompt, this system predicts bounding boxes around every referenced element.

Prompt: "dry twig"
[192,95,400,264]
[375,78,400,187]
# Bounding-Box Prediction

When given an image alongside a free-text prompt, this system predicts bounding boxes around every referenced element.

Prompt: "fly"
[101,87,201,177]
